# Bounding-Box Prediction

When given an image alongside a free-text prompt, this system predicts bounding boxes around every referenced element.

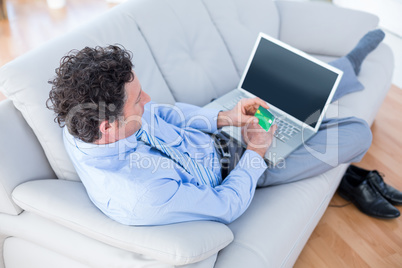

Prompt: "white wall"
[333,0,402,37]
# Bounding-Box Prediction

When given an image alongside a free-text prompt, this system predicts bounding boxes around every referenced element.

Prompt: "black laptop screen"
[241,37,339,128]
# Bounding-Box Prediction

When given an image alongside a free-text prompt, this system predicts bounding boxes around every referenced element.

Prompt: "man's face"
[116,71,151,139]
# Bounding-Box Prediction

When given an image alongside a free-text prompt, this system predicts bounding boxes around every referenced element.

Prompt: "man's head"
[47,45,150,144]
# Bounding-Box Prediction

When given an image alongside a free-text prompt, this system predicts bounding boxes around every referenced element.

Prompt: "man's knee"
[345,117,372,161]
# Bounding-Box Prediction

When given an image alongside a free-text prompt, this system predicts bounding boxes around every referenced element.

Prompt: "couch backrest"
[0,0,280,182]
[202,0,280,76]
[129,0,280,105]
[0,100,57,215]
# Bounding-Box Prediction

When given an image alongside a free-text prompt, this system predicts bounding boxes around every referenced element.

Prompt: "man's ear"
[99,120,113,135]
[95,120,118,144]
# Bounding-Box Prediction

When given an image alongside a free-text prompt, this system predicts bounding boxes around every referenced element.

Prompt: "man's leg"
[328,29,385,102]
[257,116,372,187]
[329,57,365,102]
[346,29,385,75]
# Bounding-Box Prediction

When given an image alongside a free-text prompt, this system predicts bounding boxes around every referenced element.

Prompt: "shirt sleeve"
[132,150,267,225]
[151,102,221,134]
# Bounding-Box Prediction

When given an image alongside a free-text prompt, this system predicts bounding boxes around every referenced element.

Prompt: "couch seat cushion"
[12,179,233,265]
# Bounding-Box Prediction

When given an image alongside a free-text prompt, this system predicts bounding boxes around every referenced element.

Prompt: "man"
[47,30,389,225]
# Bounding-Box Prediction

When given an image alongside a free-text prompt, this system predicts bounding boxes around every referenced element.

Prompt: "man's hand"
[217,97,269,128]
[241,122,277,158]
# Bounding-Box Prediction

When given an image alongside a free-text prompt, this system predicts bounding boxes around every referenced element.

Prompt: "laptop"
[204,32,343,166]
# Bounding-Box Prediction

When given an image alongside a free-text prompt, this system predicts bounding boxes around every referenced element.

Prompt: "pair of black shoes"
[338,165,402,219]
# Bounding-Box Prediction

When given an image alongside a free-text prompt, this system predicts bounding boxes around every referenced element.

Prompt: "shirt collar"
[66,119,149,157]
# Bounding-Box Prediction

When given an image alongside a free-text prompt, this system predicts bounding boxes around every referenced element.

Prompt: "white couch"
[0,0,394,267]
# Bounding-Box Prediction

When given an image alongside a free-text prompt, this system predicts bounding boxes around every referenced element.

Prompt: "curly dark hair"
[46,45,134,143]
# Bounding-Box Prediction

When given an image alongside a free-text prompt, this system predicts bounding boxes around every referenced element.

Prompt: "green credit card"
[254,106,275,131]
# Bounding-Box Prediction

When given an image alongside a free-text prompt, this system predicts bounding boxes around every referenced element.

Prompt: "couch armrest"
[0,100,56,215]
[275,1,379,57]
[12,179,234,265]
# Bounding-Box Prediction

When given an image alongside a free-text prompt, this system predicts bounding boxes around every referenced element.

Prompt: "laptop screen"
[241,37,340,128]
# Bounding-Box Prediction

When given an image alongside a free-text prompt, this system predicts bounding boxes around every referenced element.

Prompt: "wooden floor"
[295,85,402,268]
[0,0,401,266]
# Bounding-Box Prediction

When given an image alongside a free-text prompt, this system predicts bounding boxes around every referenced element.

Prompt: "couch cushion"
[0,1,175,181]
[0,100,56,215]
[4,237,90,268]
[275,1,379,57]
[12,179,233,265]
[214,165,347,268]
[130,0,240,106]
[202,0,280,76]
[1,212,220,268]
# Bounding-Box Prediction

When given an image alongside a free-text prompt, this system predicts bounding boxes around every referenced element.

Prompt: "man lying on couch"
[47,30,396,225]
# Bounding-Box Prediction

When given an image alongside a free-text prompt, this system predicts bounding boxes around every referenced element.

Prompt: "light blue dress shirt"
[64,101,267,225]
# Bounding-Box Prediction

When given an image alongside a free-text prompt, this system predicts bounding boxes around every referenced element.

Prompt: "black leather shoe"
[338,169,400,219]
[347,165,402,205]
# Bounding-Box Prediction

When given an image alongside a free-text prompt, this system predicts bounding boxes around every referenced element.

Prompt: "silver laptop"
[204,32,343,166]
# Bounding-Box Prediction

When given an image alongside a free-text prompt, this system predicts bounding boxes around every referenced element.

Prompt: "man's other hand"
[241,122,277,158]
[217,97,269,128]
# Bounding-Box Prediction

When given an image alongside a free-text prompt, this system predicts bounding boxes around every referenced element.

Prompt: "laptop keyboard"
[274,117,301,142]
[222,96,301,143]
[222,95,245,110]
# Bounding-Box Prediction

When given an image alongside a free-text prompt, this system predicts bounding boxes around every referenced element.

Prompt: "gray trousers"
[226,57,373,187]
[256,116,371,187]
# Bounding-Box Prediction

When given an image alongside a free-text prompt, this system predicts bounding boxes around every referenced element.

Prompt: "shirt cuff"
[235,150,268,179]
